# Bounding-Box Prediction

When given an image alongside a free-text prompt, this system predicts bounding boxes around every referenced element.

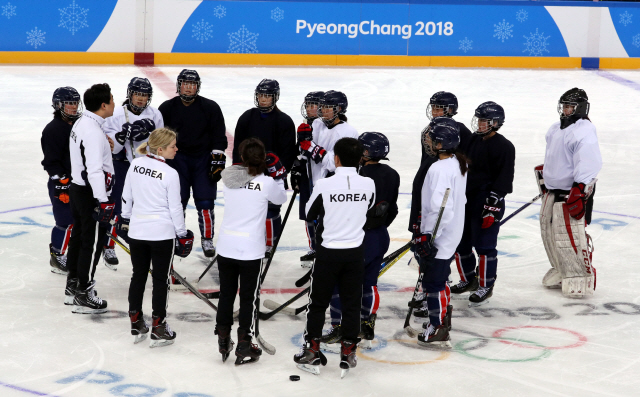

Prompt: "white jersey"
[103,105,164,162]
[69,111,114,203]
[420,155,467,260]
[543,119,602,191]
[121,154,186,241]
[217,166,288,261]
[309,118,359,185]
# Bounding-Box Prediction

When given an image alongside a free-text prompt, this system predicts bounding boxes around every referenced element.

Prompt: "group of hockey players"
[40,68,601,376]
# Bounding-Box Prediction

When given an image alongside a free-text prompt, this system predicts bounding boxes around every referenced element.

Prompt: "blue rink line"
[594,70,640,92]
[0,380,59,397]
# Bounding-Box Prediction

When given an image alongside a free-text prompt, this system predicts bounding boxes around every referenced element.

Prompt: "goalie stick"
[404,188,450,338]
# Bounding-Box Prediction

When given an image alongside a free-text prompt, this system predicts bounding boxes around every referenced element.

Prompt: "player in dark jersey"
[422,91,472,165]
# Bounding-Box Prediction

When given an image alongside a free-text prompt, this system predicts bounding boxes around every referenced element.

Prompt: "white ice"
[1,64,639,397]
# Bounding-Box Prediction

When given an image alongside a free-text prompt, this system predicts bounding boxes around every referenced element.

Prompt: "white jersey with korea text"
[543,119,602,191]
[69,111,114,203]
[309,118,359,185]
[306,167,375,249]
[104,105,165,162]
[121,154,186,241]
[217,174,288,261]
[420,155,467,260]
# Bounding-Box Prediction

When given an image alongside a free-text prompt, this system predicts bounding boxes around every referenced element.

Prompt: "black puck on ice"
[289,375,301,381]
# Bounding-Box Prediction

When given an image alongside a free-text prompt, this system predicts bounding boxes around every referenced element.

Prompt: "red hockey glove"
[175,230,195,258]
[412,233,437,260]
[481,191,504,229]
[297,123,313,144]
[300,140,326,164]
[266,151,287,180]
[93,200,115,224]
[566,182,586,220]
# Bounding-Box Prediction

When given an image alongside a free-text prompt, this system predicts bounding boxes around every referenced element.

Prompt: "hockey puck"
[289,375,300,381]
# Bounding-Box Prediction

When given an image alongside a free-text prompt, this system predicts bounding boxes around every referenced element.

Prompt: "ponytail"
[136,127,176,156]
[454,150,468,176]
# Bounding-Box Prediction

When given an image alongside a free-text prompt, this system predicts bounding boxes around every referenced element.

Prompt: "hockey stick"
[172,270,219,312]
[105,231,130,255]
[260,286,310,320]
[197,255,219,283]
[404,188,450,338]
[379,242,412,277]
[295,269,312,288]
[498,194,543,226]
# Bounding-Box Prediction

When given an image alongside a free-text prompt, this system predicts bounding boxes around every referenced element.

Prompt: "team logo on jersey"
[329,193,368,202]
[244,181,262,191]
[132,165,163,180]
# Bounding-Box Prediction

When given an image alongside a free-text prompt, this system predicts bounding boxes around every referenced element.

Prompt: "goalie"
[538,88,602,298]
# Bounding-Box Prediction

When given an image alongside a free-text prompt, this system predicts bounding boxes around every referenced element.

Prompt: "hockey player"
[450,102,515,307]
[159,69,227,258]
[322,132,400,351]
[539,88,601,298]
[102,77,163,270]
[294,138,375,377]
[215,138,287,364]
[65,83,115,314]
[232,79,296,258]
[413,118,467,348]
[41,87,81,275]
[120,128,194,347]
[290,91,324,267]
[422,91,472,165]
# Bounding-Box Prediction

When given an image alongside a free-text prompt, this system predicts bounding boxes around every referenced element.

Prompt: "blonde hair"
[136,127,177,156]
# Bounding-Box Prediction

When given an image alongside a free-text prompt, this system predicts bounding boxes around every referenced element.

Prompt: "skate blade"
[413,316,429,324]
[234,356,259,366]
[450,294,471,301]
[64,296,75,305]
[51,267,68,275]
[72,305,107,314]
[104,263,118,271]
[417,339,452,349]
[133,334,148,344]
[320,342,341,354]
[468,298,491,308]
[297,363,320,375]
[358,340,372,350]
[341,368,349,379]
[150,339,174,348]
[222,352,230,363]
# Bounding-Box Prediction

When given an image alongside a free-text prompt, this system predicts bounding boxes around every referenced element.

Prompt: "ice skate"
[150,316,176,348]
[340,339,359,379]
[201,238,215,258]
[234,329,261,365]
[49,244,68,275]
[300,250,315,269]
[320,324,342,354]
[294,337,327,375]
[417,323,451,349]
[72,281,107,314]
[64,277,78,306]
[450,277,478,294]
[103,248,118,271]
[215,326,235,363]
[129,310,149,344]
[469,285,493,307]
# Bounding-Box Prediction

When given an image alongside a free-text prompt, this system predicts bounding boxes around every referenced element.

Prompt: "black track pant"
[216,255,262,337]
[66,184,107,290]
[305,245,364,341]
[128,238,174,318]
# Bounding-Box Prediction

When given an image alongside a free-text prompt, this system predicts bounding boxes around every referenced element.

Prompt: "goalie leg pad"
[540,192,561,276]
[542,268,562,288]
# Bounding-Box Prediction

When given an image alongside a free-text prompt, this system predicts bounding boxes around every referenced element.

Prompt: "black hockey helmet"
[558,88,589,126]
[319,90,348,126]
[471,101,505,135]
[254,79,280,113]
[176,69,201,103]
[301,91,324,121]
[52,86,83,121]
[359,132,390,161]
[426,91,458,120]
[127,77,153,114]
[421,117,460,157]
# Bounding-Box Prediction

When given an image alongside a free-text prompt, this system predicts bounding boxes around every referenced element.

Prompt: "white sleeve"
[267,178,288,206]
[103,115,124,154]
[85,129,110,202]
[153,108,165,129]
[572,125,602,185]
[420,170,453,238]
[168,171,187,237]
[120,167,133,219]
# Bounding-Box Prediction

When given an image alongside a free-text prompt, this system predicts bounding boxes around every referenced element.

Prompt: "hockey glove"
[175,230,195,258]
[266,151,287,180]
[53,175,70,204]
[297,123,313,144]
[115,123,133,146]
[116,217,130,241]
[93,200,115,224]
[413,233,438,260]
[289,158,306,191]
[481,191,504,229]
[208,152,226,184]
[300,140,327,164]
[133,118,155,134]
[566,182,586,220]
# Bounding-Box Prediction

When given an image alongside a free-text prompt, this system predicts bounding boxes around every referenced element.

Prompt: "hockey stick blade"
[202,291,221,299]
[256,334,276,355]
[404,324,421,338]
[295,269,312,287]
[172,270,219,312]
[259,286,310,320]
[263,299,298,315]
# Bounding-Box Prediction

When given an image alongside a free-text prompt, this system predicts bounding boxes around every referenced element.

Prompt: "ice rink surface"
[1,64,639,397]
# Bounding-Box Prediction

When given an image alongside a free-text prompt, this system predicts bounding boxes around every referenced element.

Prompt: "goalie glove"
[300,140,327,164]
[52,175,70,204]
[208,152,226,183]
[481,191,504,229]
[412,233,437,260]
[175,230,195,258]
[266,152,287,180]
[566,182,586,220]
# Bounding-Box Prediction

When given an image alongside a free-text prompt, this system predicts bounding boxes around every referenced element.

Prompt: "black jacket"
[360,163,400,229]
[41,117,72,177]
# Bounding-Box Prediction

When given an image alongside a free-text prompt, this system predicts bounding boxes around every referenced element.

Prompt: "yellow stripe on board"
[0,52,133,64]
[600,58,640,70]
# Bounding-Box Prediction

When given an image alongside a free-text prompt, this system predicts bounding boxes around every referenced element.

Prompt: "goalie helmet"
[176,69,201,103]
[558,88,589,129]
[426,91,458,120]
[421,117,460,157]
[301,91,324,121]
[319,90,348,126]
[359,132,390,161]
[52,86,83,121]
[127,77,153,114]
[471,101,505,135]
[254,79,280,113]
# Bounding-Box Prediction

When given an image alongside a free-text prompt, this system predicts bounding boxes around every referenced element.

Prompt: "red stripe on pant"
[371,286,380,315]
[202,210,213,239]
[265,218,274,247]
[61,224,73,255]
[438,290,447,325]
[454,252,467,282]
[479,255,487,287]
[445,283,451,306]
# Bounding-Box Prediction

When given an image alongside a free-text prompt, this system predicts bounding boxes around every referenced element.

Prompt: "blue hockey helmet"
[176,69,201,103]
[471,101,505,135]
[319,90,348,126]
[359,132,390,161]
[127,77,153,114]
[254,79,280,113]
[301,91,324,121]
[421,117,460,156]
[426,91,458,120]
[52,86,82,121]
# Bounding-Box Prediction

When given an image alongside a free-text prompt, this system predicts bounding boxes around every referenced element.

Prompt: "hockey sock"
[477,252,497,288]
[361,285,379,320]
[51,224,73,255]
[265,213,281,247]
[329,287,342,326]
[426,289,448,327]
[454,252,476,282]
[305,221,316,251]
[196,201,215,239]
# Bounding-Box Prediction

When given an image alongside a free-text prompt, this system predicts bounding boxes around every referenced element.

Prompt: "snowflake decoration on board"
[26,27,46,49]
[523,29,550,56]
[2,2,16,19]
[192,19,213,43]
[271,7,284,22]
[633,34,640,48]
[58,0,89,35]
[619,11,633,27]
[213,5,226,19]
[228,25,259,53]
[493,19,514,42]
[516,9,528,23]
[459,37,473,53]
